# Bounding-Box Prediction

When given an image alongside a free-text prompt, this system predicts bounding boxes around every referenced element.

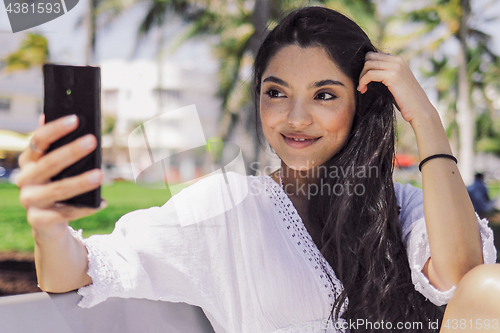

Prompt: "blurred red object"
[394,153,418,168]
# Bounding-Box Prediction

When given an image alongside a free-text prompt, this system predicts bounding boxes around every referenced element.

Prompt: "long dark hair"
[253,7,443,332]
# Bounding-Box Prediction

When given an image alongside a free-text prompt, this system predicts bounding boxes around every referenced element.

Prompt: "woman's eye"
[315,92,336,100]
[264,89,285,98]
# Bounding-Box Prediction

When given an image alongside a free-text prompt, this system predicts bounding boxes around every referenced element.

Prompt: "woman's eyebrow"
[262,76,289,87]
[262,77,345,89]
[308,79,345,88]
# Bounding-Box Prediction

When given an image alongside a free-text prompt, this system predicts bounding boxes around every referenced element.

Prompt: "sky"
[1,0,500,65]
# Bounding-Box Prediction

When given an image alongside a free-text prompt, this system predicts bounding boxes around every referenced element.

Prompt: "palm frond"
[2,33,48,73]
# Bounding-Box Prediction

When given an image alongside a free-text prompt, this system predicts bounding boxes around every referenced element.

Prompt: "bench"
[0,291,215,333]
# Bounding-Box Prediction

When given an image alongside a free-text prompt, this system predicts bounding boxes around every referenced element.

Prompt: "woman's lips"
[281,134,321,148]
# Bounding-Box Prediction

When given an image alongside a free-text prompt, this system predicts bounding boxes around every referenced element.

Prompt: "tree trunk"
[456,0,474,185]
[250,0,269,58]
[250,0,269,175]
[85,0,97,65]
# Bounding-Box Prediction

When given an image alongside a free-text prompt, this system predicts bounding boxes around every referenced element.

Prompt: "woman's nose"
[287,98,313,128]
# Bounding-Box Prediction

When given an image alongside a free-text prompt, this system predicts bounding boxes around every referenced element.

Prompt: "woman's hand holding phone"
[16,114,103,292]
[17,114,105,238]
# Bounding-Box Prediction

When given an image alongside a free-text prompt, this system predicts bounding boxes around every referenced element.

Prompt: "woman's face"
[260,45,356,170]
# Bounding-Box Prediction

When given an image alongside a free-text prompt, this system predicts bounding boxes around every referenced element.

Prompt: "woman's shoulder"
[171,171,269,202]
[172,172,274,198]
[157,172,271,226]
[115,173,274,230]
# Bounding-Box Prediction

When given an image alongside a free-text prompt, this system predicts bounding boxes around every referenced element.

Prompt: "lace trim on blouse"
[262,176,348,324]
[406,213,497,306]
[68,226,125,308]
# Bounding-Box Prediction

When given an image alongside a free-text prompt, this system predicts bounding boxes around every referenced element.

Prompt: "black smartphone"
[43,63,102,208]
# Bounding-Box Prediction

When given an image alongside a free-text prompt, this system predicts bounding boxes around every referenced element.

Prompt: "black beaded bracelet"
[418,154,457,172]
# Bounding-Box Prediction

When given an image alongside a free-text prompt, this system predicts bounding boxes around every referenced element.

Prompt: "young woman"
[16,6,500,333]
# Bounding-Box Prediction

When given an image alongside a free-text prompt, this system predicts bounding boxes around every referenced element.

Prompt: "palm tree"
[95,0,388,173]
[397,0,500,184]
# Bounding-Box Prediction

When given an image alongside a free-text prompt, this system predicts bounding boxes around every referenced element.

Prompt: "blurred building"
[0,34,42,134]
[99,55,222,183]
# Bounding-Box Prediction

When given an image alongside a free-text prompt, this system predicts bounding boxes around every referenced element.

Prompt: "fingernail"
[64,115,77,127]
[88,170,101,184]
[80,135,94,150]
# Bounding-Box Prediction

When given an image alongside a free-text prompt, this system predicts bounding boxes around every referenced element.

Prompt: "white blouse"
[70,172,497,333]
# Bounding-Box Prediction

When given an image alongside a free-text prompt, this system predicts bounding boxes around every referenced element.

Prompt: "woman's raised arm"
[17,114,106,292]
[358,51,483,291]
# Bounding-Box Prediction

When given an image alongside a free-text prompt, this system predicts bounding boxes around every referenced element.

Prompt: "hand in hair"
[357,51,435,125]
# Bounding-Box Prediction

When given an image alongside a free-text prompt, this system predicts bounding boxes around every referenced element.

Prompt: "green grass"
[2,179,499,253]
[0,181,176,252]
